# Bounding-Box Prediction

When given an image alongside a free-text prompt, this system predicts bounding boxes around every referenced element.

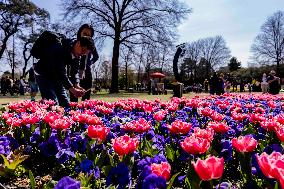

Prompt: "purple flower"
[71,135,87,153]
[80,159,93,173]
[220,139,232,162]
[39,136,60,157]
[216,182,231,189]
[264,144,283,154]
[30,127,40,144]
[0,136,18,155]
[55,148,75,163]
[142,173,166,189]
[106,162,130,189]
[54,176,80,189]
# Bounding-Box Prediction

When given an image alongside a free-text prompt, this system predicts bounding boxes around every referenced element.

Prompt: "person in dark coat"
[267,70,281,95]
[70,24,99,102]
[28,65,39,101]
[209,72,218,95]
[34,36,94,108]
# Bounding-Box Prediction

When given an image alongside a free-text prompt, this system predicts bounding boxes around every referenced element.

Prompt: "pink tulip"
[151,162,171,180]
[167,120,192,135]
[256,152,284,179]
[112,135,139,156]
[192,156,224,181]
[232,135,257,153]
[180,136,210,155]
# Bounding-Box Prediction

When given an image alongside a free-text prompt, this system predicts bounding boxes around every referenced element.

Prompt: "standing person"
[216,73,224,95]
[5,76,13,96]
[261,73,268,93]
[28,65,39,101]
[70,24,99,102]
[1,77,6,95]
[240,79,245,92]
[19,76,26,95]
[33,33,94,108]
[209,72,218,95]
[267,70,280,95]
[204,79,209,93]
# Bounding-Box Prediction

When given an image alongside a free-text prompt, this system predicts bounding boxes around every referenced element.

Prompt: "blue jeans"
[35,74,70,108]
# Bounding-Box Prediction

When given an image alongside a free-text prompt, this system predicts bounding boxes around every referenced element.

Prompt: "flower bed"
[0,94,284,188]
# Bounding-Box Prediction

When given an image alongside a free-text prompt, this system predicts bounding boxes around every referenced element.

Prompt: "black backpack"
[31,31,67,59]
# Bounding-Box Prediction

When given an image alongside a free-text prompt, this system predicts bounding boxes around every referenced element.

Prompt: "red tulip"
[268,100,277,109]
[153,110,167,121]
[200,107,213,117]
[86,115,103,125]
[49,116,74,130]
[192,156,224,181]
[260,119,280,131]
[167,103,179,111]
[21,113,40,125]
[207,121,230,133]
[112,135,139,156]
[249,113,265,123]
[6,117,22,127]
[192,128,214,142]
[232,135,258,153]
[210,112,225,122]
[277,114,284,125]
[231,112,247,121]
[256,152,284,179]
[254,107,265,114]
[167,120,192,135]
[150,162,171,180]
[88,125,110,142]
[121,118,151,134]
[275,127,284,142]
[180,136,210,155]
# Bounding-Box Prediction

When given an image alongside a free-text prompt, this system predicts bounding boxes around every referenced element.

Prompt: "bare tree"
[251,11,284,74]
[0,0,49,61]
[198,36,231,69]
[120,45,136,90]
[62,0,191,93]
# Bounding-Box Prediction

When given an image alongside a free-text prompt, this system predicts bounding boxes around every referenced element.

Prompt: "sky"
[31,0,284,67]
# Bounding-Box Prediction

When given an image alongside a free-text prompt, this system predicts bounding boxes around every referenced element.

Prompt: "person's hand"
[69,87,85,98]
[79,70,85,79]
[74,84,85,92]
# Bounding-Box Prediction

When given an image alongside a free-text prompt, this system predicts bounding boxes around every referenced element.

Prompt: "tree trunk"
[22,43,31,77]
[125,61,128,90]
[110,35,120,93]
[0,35,10,61]
[276,54,280,75]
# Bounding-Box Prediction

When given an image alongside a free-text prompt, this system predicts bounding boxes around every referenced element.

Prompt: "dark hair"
[77,24,94,39]
[78,36,94,50]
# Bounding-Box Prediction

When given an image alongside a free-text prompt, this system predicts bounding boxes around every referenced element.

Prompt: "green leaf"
[185,177,191,188]
[274,182,279,189]
[43,180,57,189]
[29,170,36,189]
[108,154,115,167]
[167,172,180,189]
[102,165,112,176]
[7,155,29,170]
[165,145,174,162]
[95,149,107,167]
[1,154,10,167]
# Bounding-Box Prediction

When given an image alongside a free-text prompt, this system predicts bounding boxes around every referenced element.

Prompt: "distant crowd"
[208,70,281,95]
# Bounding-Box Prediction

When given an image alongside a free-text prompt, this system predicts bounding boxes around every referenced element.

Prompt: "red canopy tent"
[150,72,166,78]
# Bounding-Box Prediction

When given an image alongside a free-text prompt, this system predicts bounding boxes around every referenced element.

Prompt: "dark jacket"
[34,39,79,89]
[28,67,36,82]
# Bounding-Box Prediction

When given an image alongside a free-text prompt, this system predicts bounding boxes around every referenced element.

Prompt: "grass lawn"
[0,91,210,106]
